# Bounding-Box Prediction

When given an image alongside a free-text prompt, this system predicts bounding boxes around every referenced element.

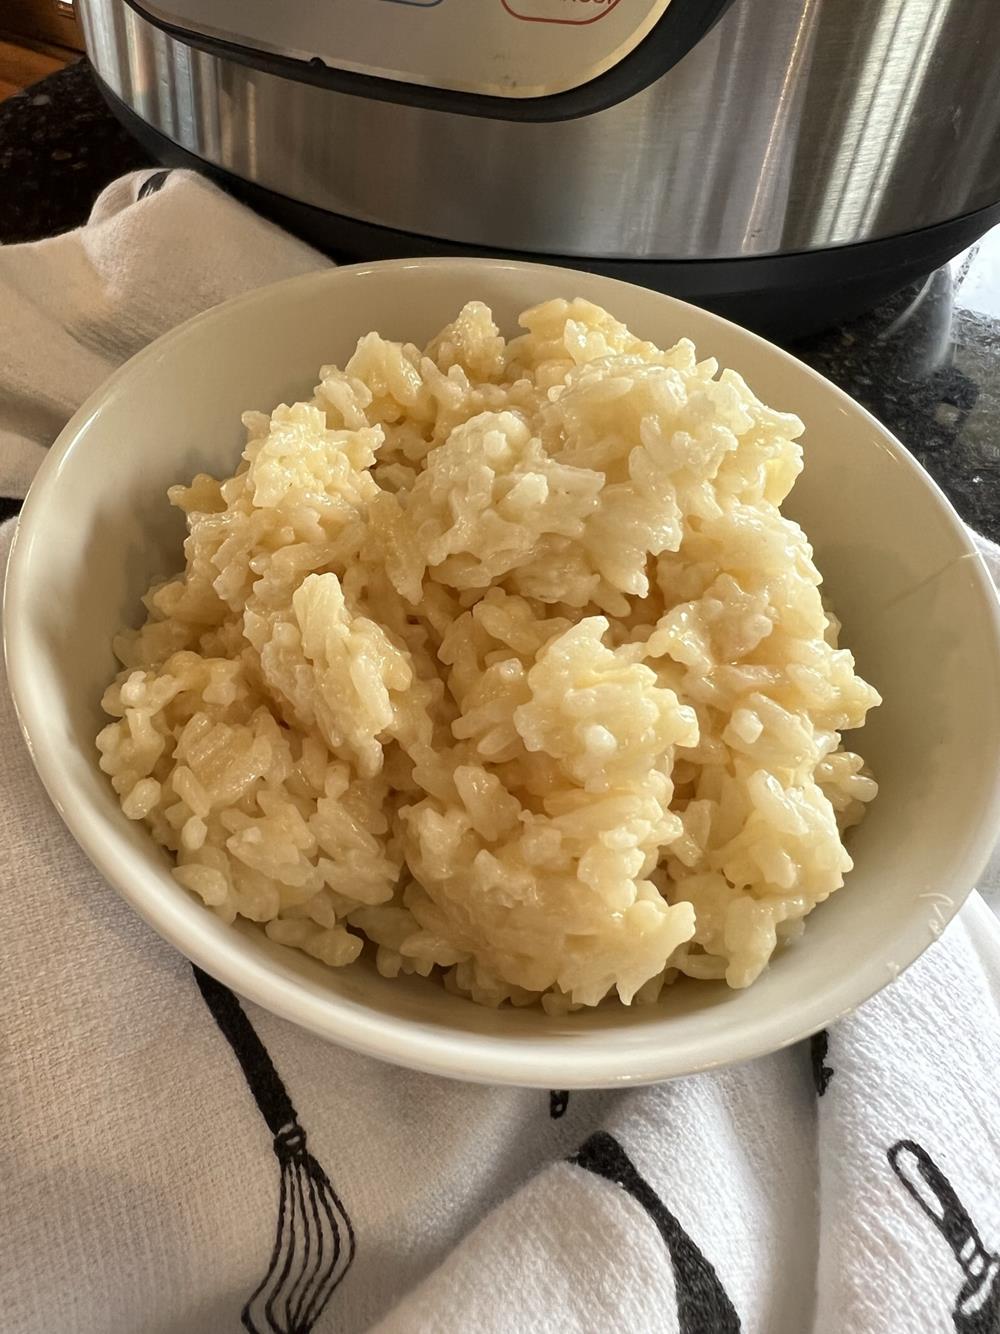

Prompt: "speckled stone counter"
[796,258,1000,542]
[3,61,999,542]
[0,61,146,245]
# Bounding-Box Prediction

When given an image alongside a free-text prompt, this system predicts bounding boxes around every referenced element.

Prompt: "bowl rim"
[6,255,1000,1088]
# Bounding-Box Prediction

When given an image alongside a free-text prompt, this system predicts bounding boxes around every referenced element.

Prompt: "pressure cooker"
[80,0,1000,335]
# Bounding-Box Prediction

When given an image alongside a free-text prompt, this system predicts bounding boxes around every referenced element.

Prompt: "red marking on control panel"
[501,0,623,25]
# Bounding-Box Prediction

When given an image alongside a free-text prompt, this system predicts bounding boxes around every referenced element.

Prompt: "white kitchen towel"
[3,169,1000,1334]
[0,169,322,498]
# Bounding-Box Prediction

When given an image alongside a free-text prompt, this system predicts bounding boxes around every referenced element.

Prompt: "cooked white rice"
[97,298,879,1011]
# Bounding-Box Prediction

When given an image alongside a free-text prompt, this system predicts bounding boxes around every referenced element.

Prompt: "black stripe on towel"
[811,1030,834,1096]
[571,1131,741,1334]
[193,967,356,1334]
[138,169,172,199]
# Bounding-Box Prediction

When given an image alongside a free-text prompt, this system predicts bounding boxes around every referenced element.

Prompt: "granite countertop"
[2,60,999,542]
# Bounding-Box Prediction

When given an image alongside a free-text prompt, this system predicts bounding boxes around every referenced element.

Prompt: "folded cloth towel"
[2,171,1000,1334]
[0,169,321,499]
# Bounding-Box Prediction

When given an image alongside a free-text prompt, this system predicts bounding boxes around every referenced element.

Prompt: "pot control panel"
[132,0,675,99]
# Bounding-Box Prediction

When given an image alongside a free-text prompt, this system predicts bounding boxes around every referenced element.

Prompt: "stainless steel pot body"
[81,0,1000,262]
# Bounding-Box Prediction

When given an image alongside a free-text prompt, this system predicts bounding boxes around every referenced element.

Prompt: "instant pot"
[80,0,1000,335]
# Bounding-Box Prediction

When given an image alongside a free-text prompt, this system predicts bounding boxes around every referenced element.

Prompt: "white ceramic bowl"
[7,259,1000,1088]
